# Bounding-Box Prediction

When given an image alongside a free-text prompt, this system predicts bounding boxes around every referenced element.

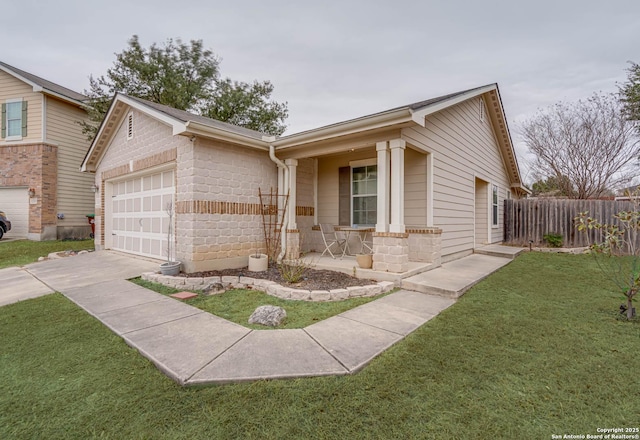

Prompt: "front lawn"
[130,277,390,329]
[0,252,638,439]
[0,239,94,269]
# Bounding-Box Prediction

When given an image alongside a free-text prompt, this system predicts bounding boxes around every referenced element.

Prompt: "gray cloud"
[4,0,638,179]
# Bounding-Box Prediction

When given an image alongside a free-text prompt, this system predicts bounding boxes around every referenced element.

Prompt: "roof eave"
[409,84,498,125]
[273,108,413,149]
[184,121,268,150]
[0,65,88,108]
[36,86,89,109]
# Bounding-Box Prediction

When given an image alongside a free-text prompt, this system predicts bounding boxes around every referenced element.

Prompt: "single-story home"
[81,84,527,273]
[0,61,94,240]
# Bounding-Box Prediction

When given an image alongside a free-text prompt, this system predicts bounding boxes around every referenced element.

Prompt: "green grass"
[1,253,638,439]
[0,239,94,269]
[130,277,389,329]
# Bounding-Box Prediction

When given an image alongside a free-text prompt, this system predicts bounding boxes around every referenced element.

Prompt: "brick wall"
[0,144,58,239]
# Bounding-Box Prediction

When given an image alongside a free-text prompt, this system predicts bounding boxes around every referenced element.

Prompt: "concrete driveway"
[0,251,159,307]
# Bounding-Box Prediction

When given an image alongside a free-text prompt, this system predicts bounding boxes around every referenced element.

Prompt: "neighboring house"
[0,61,94,240]
[81,84,528,273]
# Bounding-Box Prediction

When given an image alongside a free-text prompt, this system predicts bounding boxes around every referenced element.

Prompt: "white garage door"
[109,169,175,260]
[0,187,29,237]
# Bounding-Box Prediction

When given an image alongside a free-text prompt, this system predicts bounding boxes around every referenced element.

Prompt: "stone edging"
[141,272,396,302]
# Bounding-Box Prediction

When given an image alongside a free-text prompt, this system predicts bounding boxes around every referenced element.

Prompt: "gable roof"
[81,93,269,172]
[273,85,494,147]
[125,95,266,140]
[0,61,87,106]
[81,85,527,194]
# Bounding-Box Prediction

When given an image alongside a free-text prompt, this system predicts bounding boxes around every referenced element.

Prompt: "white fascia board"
[410,84,497,126]
[41,89,90,109]
[273,108,412,149]
[184,121,269,150]
[117,95,185,130]
[511,183,531,195]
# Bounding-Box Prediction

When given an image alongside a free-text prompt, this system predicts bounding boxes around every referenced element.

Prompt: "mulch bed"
[178,266,374,291]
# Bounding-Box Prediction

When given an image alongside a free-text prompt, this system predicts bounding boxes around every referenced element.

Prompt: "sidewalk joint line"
[302,328,351,372]
[185,329,254,382]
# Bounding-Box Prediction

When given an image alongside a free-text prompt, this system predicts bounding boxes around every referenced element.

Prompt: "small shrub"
[543,232,564,248]
[278,259,309,283]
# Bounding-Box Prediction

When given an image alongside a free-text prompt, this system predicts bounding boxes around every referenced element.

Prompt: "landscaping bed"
[178,266,375,291]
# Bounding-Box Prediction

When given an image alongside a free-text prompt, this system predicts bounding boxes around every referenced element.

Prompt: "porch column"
[285,158,298,230]
[389,139,406,233]
[376,141,390,233]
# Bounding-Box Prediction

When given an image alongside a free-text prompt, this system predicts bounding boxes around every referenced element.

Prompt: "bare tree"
[521,93,639,199]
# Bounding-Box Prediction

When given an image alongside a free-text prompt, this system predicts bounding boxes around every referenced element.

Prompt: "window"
[127,112,133,140]
[352,163,377,226]
[492,185,498,226]
[2,99,27,139]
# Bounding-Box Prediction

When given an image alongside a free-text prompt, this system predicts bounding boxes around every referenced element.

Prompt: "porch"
[299,252,439,283]
[275,134,443,274]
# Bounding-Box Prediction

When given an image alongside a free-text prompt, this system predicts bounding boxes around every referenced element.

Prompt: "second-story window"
[2,99,27,139]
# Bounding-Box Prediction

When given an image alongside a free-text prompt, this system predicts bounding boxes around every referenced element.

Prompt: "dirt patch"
[179,266,375,291]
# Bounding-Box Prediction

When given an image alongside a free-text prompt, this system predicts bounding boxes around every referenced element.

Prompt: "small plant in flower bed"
[543,232,564,248]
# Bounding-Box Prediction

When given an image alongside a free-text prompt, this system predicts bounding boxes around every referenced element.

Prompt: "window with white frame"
[351,162,377,226]
[2,99,26,139]
[492,184,499,226]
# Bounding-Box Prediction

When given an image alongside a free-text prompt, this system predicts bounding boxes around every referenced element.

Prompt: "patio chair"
[359,230,373,254]
[319,223,347,259]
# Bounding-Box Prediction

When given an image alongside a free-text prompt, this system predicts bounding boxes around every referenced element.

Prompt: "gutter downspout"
[268,143,288,263]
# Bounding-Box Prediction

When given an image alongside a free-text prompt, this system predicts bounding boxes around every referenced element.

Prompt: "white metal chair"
[319,223,347,259]
[359,230,373,254]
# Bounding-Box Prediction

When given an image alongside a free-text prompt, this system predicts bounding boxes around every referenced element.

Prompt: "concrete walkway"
[0,250,159,307]
[1,246,522,385]
[63,279,454,385]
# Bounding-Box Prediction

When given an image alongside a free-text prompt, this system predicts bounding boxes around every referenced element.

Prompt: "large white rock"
[248,305,287,327]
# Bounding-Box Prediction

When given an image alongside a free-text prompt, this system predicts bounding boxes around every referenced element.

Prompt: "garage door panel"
[0,187,29,237]
[108,169,174,260]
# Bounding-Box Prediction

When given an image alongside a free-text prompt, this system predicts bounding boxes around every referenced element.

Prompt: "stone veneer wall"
[0,144,58,240]
[372,232,409,273]
[407,227,442,264]
[294,158,319,253]
[175,137,278,272]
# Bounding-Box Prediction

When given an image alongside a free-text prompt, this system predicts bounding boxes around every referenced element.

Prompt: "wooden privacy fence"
[504,198,640,248]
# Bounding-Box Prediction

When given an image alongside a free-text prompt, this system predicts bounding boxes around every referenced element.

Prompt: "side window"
[2,99,27,139]
[492,185,498,226]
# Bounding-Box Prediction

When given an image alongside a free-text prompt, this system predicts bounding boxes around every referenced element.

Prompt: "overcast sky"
[4,0,639,182]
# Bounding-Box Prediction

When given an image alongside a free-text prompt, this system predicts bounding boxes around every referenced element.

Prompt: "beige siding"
[0,71,42,143]
[404,148,427,226]
[317,149,376,225]
[402,97,510,257]
[46,96,94,226]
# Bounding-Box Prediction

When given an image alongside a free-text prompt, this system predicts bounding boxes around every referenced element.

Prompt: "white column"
[285,158,298,229]
[376,141,390,233]
[389,139,406,233]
